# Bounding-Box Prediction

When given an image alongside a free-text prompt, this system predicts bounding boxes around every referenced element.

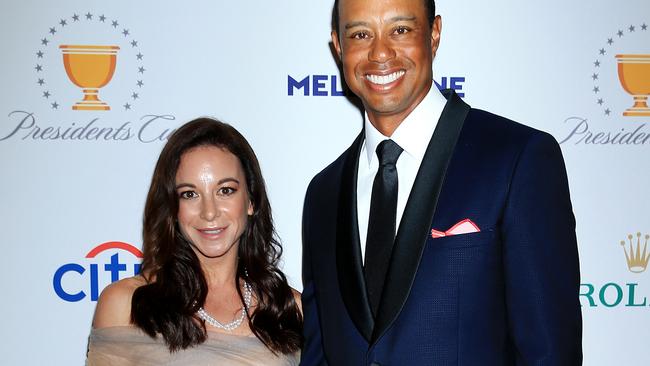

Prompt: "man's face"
[332,0,441,127]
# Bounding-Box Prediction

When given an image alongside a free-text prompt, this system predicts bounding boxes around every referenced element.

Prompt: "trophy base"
[623,108,650,117]
[73,102,110,111]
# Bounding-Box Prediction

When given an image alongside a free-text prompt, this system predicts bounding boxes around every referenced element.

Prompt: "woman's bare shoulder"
[92,276,147,328]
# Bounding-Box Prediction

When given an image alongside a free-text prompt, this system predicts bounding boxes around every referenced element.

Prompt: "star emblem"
[642,23,648,31]
[85,12,93,20]
[35,64,43,72]
[131,40,138,47]
[122,28,130,37]
[41,38,49,46]
[36,50,44,58]
[136,52,143,60]
[137,80,144,87]
[604,108,611,116]
[593,86,600,93]
[591,73,598,81]
[629,25,635,32]
[112,20,119,28]
[599,48,605,55]
[51,101,59,109]
[138,66,146,74]
[49,27,57,35]
[43,91,51,98]
[131,92,139,100]
[72,14,80,21]
[59,19,67,27]
[597,98,603,105]
[607,38,613,45]
[594,60,600,67]
[124,103,131,110]
[99,15,106,22]
[617,29,624,37]
[37,78,45,86]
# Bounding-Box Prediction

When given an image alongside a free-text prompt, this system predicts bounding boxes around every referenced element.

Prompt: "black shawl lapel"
[371,90,470,343]
[336,132,375,341]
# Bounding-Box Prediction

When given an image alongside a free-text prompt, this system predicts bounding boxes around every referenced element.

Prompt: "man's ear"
[430,15,442,59]
[332,30,343,61]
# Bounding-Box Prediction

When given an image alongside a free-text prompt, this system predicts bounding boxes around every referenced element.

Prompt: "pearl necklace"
[197,281,252,331]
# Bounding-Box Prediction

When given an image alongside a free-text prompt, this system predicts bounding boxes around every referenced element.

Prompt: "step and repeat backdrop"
[0,0,648,364]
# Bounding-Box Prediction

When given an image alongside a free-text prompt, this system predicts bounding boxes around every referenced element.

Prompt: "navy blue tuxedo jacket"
[300,90,582,365]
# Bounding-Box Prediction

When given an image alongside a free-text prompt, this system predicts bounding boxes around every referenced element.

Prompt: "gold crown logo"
[620,232,650,273]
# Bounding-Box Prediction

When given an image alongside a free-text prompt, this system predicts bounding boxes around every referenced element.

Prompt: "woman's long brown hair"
[130,118,302,353]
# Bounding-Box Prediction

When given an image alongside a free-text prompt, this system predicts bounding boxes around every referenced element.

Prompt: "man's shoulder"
[466,108,540,135]
[307,133,361,192]
[464,108,557,147]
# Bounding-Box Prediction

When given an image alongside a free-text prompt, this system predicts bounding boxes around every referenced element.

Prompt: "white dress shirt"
[357,86,448,262]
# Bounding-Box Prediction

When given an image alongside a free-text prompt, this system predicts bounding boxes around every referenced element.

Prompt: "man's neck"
[365,83,432,137]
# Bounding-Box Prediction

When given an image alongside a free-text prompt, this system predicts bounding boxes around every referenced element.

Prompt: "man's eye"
[179,191,197,199]
[351,31,369,40]
[394,26,410,35]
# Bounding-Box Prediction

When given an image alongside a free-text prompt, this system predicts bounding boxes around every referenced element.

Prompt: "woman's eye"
[179,191,197,199]
[219,187,236,196]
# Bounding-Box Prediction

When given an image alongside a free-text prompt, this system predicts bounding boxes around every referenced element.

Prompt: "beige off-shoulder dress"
[86,326,299,366]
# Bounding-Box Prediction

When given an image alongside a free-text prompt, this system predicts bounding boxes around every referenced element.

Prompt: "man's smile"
[365,70,405,85]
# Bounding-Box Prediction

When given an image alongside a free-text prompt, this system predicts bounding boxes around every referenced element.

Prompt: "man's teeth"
[202,229,223,234]
[366,71,405,85]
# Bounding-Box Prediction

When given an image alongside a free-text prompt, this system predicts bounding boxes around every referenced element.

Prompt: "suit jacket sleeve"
[300,182,329,366]
[502,131,582,364]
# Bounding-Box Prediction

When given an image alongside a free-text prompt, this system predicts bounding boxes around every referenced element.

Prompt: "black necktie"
[364,139,403,317]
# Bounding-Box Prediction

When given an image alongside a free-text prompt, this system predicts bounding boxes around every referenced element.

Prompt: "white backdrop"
[1,0,649,364]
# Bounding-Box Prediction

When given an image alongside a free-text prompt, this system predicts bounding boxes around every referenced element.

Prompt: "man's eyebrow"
[389,15,417,23]
[344,21,369,30]
[344,16,417,30]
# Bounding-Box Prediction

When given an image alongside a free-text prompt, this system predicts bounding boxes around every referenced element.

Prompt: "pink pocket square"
[431,219,480,238]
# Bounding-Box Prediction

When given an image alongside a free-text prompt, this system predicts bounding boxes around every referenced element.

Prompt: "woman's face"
[175,145,253,261]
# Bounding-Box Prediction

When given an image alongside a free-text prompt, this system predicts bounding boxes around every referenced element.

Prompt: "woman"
[87,118,302,365]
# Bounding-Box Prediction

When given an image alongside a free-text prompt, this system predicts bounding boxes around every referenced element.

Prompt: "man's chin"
[364,99,408,116]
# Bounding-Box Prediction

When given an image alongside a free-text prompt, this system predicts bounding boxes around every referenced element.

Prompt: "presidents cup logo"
[59,45,119,111]
[2,11,178,143]
[615,55,650,117]
[560,20,650,145]
[580,230,649,308]
[34,12,145,112]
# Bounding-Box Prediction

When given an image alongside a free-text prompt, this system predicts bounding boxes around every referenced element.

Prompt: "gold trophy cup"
[59,45,120,110]
[615,54,650,117]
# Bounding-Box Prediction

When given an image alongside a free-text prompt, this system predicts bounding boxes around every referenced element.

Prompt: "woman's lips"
[197,226,226,239]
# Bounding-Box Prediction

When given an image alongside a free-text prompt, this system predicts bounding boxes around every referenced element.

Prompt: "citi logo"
[287,74,465,97]
[52,241,142,302]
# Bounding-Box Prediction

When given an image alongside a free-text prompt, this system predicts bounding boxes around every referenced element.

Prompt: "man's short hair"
[332,0,436,33]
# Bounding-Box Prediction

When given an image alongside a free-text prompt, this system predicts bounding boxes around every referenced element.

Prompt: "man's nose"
[368,35,396,63]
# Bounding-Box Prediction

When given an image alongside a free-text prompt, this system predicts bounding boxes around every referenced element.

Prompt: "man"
[301,0,582,364]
